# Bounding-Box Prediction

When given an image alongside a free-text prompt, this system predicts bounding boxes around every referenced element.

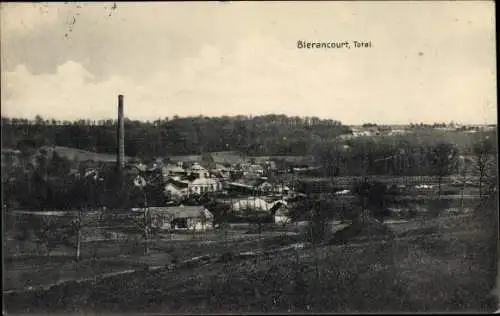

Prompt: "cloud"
[1,2,496,124]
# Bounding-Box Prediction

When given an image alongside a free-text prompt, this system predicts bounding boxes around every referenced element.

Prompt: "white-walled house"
[188,177,223,195]
[270,201,291,225]
[230,198,288,213]
[231,197,271,212]
[188,162,210,179]
[162,163,187,179]
[164,175,222,198]
[164,181,189,199]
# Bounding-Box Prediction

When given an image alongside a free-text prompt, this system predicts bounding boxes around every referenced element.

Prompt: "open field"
[4,208,497,313]
[3,227,309,292]
[3,197,488,293]
[37,146,133,163]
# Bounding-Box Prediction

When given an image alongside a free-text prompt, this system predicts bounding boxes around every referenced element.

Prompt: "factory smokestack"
[117,94,125,169]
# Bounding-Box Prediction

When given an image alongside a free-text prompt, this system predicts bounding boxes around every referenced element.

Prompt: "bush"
[442,189,459,195]
[305,209,329,244]
[218,251,234,263]
[329,220,394,245]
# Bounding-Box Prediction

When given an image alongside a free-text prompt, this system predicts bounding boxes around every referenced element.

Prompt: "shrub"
[329,220,394,245]
[218,251,234,263]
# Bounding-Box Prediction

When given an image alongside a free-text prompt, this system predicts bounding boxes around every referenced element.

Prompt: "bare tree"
[33,216,60,256]
[473,137,495,198]
[430,142,459,197]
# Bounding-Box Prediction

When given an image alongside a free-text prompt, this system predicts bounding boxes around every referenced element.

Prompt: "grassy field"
[4,209,497,314]
[3,227,306,292]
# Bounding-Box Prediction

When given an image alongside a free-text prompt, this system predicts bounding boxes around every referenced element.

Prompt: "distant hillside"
[1,115,351,158]
[169,152,317,167]
[35,146,131,164]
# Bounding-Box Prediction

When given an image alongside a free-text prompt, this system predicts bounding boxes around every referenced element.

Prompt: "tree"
[73,210,83,261]
[430,142,459,196]
[32,216,62,256]
[13,224,31,255]
[473,137,495,198]
[365,181,392,222]
[305,201,329,243]
[304,199,330,285]
[352,178,371,222]
[34,115,45,126]
[313,141,341,180]
[352,179,393,223]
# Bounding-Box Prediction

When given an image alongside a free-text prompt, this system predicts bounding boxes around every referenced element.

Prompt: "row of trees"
[3,114,345,128]
[3,135,495,213]
[312,134,496,179]
[1,115,350,158]
[2,150,167,211]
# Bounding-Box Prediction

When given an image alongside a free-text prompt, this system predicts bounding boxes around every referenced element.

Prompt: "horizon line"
[1,114,496,126]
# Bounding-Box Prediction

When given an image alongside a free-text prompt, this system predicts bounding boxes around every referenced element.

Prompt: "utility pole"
[460,157,468,209]
[75,209,82,262]
[135,174,149,254]
[144,189,149,254]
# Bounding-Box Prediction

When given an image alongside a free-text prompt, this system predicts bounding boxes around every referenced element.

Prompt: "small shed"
[269,201,291,225]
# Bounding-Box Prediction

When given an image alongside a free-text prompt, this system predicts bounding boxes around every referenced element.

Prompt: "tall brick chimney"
[117,94,125,169]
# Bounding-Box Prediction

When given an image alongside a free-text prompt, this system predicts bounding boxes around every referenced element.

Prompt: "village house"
[227,176,291,196]
[162,162,187,179]
[164,172,222,198]
[188,177,222,195]
[240,163,265,177]
[228,177,268,193]
[264,160,277,171]
[231,197,272,212]
[164,179,189,199]
[188,162,210,178]
[388,129,409,136]
[229,197,287,213]
[132,205,214,231]
[270,201,291,225]
[211,163,231,179]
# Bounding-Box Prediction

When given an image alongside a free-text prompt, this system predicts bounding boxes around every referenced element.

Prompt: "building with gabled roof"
[132,205,214,231]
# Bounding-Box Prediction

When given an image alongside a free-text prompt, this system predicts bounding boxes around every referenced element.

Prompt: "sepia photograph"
[1,1,498,314]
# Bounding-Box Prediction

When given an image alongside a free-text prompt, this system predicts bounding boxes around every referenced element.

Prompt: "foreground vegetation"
[4,214,496,313]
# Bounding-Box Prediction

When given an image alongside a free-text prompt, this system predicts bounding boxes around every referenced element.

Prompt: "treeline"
[310,132,497,178]
[1,114,350,158]
[3,150,167,211]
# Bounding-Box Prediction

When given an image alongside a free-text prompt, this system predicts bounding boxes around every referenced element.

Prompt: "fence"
[4,208,221,261]
[4,210,146,259]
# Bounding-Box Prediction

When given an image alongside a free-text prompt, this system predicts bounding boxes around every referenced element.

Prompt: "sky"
[0,1,496,125]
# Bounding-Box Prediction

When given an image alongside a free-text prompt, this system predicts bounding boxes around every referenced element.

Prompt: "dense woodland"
[1,115,349,157]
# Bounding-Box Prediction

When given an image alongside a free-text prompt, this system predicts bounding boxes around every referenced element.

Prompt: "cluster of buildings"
[139,152,298,200]
[338,126,410,139]
[115,151,309,231]
[2,143,309,233]
[338,123,497,140]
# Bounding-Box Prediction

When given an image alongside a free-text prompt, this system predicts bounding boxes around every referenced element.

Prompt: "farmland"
[4,205,497,313]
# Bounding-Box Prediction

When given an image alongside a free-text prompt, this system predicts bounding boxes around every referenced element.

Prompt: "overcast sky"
[1,1,496,124]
